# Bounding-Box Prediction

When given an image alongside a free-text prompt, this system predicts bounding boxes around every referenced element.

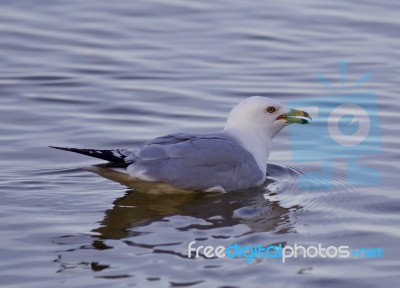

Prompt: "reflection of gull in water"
[51,96,311,192]
[87,163,301,239]
[53,164,302,274]
[53,182,300,273]
[92,184,296,240]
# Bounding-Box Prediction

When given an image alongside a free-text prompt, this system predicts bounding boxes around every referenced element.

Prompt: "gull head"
[224,96,312,139]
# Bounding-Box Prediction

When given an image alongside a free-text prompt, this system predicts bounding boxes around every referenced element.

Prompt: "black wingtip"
[49,146,74,152]
[49,145,131,164]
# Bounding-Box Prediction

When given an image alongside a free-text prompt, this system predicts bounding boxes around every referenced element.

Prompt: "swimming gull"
[50,96,311,192]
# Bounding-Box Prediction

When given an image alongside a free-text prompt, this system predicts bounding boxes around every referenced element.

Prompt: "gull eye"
[266,106,276,113]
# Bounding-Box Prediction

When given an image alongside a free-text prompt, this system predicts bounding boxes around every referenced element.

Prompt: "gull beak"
[277,109,312,124]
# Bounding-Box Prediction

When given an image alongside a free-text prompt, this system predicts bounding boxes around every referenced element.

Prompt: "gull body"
[51,96,311,192]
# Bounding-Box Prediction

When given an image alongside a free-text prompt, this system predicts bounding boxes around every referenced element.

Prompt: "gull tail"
[49,146,132,165]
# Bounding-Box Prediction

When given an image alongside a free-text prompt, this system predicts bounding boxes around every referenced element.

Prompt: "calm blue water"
[1,0,399,287]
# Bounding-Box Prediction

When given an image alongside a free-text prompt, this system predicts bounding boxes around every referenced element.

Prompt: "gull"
[51,96,311,192]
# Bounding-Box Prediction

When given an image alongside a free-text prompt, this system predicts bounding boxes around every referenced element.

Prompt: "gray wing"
[126,133,264,192]
[143,133,199,145]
